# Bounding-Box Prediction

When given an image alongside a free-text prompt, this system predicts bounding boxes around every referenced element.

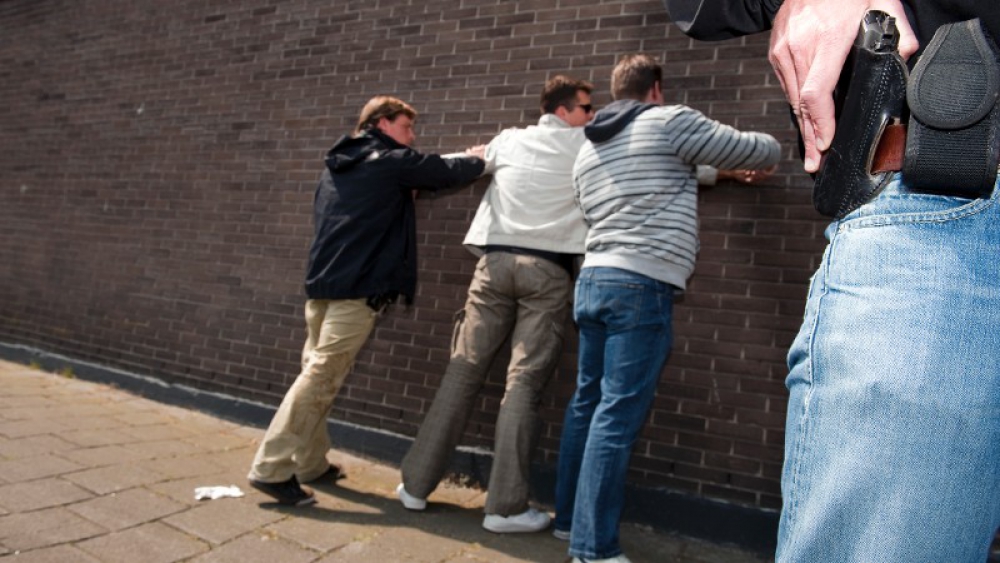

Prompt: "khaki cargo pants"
[248,298,375,483]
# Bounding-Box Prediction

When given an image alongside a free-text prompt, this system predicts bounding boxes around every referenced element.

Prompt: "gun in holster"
[813,11,908,219]
[813,11,1000,219]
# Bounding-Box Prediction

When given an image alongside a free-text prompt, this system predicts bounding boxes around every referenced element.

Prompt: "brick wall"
[0,0,826,514]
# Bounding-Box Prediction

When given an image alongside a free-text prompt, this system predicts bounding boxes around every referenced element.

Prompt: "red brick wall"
[0,0,826,512]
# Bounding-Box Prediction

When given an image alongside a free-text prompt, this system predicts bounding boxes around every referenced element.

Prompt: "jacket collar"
[537,113,573,128]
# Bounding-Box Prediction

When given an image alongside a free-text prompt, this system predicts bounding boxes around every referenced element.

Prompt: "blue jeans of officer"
[777,174,1000,563]
[555,267,675,560]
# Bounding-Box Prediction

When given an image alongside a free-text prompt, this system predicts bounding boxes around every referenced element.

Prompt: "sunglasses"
[578,104,594,113]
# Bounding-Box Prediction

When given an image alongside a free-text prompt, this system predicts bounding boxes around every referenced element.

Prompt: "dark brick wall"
[0,0,826,513]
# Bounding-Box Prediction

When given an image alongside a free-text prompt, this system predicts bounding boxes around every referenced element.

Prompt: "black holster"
[813,11,908,219]
[813,14,1000,219]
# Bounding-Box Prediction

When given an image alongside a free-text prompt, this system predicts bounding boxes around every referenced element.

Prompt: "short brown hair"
[540,75,593,114]
[611,54,662,101]
[355,96,417,134]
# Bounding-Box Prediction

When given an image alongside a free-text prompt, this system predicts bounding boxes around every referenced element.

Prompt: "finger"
[798,23,860,154]
[768,36,801,119]
[798,107,822,173]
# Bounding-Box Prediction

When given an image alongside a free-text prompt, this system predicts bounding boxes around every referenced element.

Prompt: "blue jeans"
[555,267,675,560]
[778,174,1000,563]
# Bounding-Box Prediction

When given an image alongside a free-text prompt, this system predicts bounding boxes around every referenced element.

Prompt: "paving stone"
[60,444,151,467]
[311,526,467,563]
[67,487,186,531]
[268,514,377,552]
[51,403,121,419]
[164,497,285,544]
[0,419,68,439]
[76,521,209,563]
[127,438,202,460]
[0,506,108,551]
[462,524,570,562]
[51,415,125,432]
[2,406,54,421]
[120,396,170,413]
[0,435,78,459]
[182,432,257,453]
[2,544,102,562]
[120,422,196,442]
[309,483,391,516]
[187,533,318,563]
[61,428,141,448]
[136,454,225,480]
[0,454,84,483]
[147,475,235,506]
[64,462,169,494]
[113,411,176,426]
[197,448,255,471]
[0,477,94,512]
[677,538,771,563]
[0,396,53,412]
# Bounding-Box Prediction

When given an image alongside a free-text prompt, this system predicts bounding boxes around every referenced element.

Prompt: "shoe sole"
[483,523,550,533]
[482,517,551,534]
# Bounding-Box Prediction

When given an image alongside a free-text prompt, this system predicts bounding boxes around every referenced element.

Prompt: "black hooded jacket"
[304,129,484,304]
[662,0,999,56]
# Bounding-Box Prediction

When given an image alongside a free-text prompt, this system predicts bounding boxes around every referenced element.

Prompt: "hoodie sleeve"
[667,106,781,172]
[663,0,782,40]
[396,150,485,191]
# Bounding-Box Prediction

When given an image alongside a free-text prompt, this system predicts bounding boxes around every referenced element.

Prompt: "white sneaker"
[395,483,426,511]
[552,528,571,541]
[572,556,633,563]
[482,507,551,533]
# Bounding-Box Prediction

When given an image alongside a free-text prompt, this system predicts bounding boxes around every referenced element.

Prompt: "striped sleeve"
[667,106,780,171]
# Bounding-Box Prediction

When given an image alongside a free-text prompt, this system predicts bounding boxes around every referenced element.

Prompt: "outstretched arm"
[697,165,776,186]
[767,0,918,172]
[717,165,778,185]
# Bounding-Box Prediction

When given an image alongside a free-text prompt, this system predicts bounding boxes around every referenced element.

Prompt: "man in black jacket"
[664,1,1000,562]
[247,96,484,506]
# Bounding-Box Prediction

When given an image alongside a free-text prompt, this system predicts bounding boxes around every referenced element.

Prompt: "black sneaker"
[248,475,316,506]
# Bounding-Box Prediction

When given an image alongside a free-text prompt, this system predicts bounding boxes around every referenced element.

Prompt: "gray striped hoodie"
[573,99,781,289]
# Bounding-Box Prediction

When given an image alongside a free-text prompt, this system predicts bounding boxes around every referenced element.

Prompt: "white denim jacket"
[463,113,589,256]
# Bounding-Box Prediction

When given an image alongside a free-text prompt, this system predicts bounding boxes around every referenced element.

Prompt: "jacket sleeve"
[482,130,511,176]
[670,107,782,171]
[663,0,783,40]
[396,150,485,191]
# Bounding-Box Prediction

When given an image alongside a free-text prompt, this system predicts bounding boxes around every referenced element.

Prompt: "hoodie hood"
[324,129,403,173]
[584,99,658,143]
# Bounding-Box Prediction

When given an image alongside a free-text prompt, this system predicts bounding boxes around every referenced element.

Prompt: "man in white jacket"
[397,76,594,533]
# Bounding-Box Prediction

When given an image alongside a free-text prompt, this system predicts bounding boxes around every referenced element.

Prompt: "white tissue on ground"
[194,485,245,500]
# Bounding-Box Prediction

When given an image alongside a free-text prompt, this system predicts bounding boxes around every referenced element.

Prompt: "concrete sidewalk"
[0,359,772,563]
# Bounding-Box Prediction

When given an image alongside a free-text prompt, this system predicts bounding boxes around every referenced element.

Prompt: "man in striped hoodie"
[553,53,781,563]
